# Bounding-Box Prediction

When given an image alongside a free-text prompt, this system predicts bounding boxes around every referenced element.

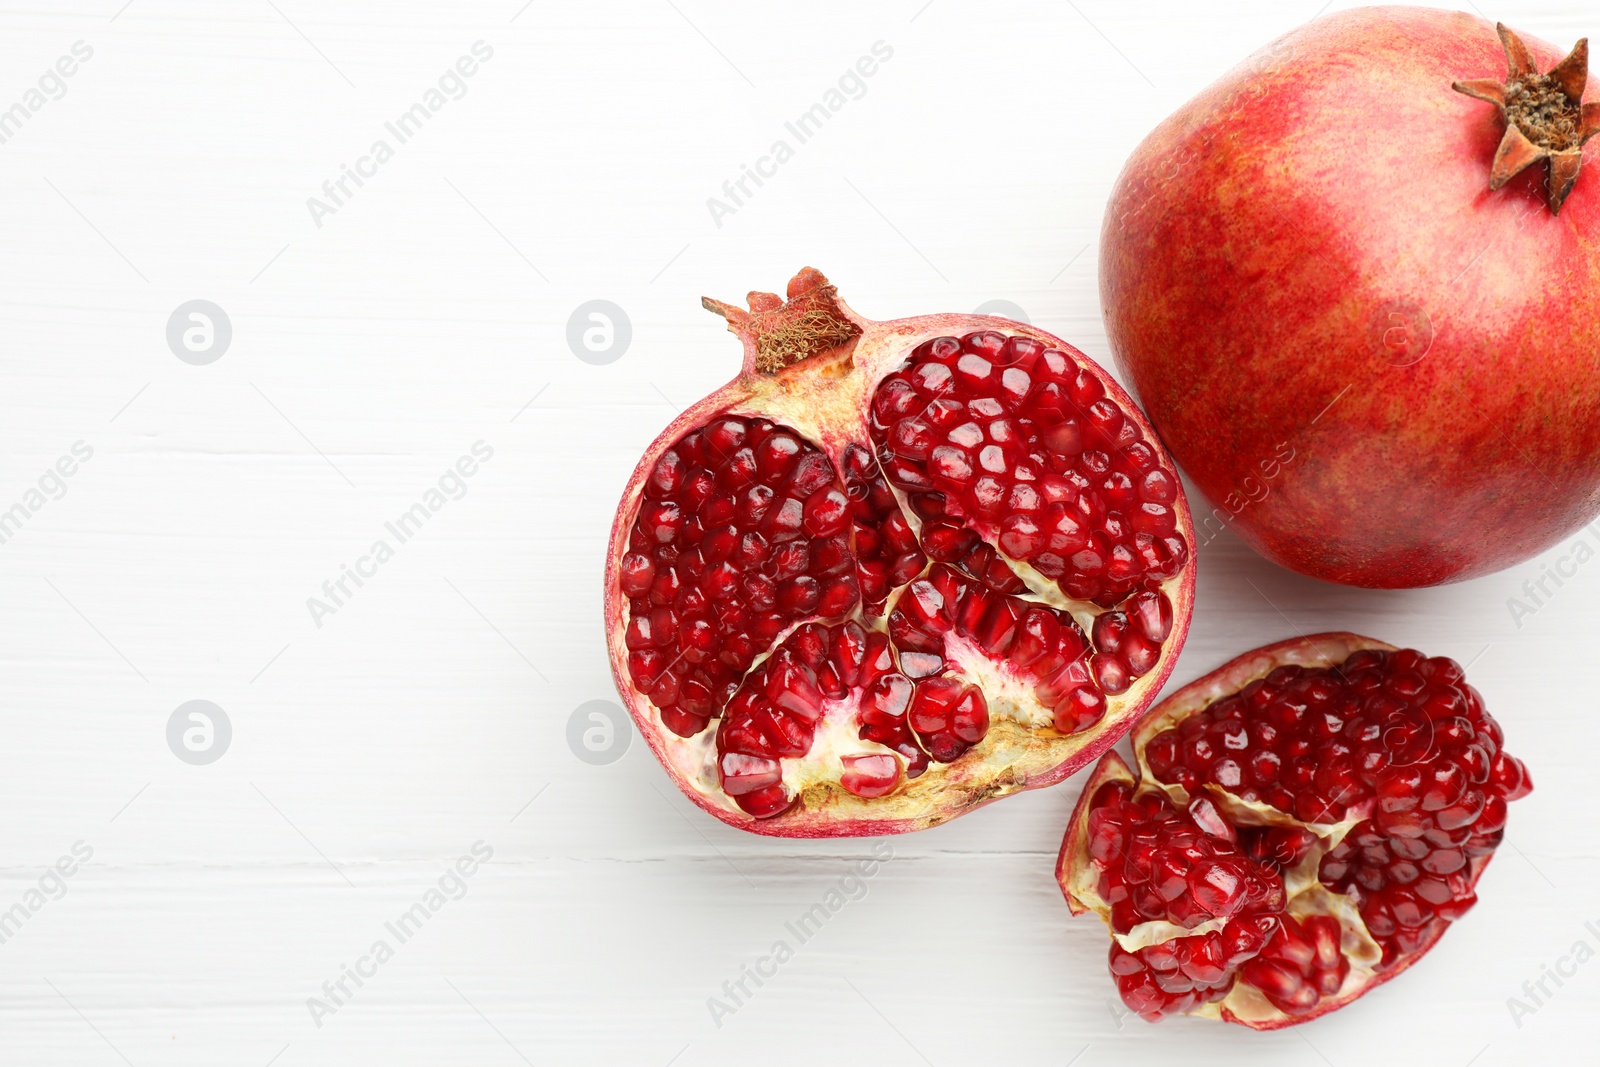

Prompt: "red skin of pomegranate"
[1057,633,1531,1028]
[1102,7,1600,587]
[605,270,1195,837]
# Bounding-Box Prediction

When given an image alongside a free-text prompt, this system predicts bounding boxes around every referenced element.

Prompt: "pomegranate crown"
[702,267,863,375]
[1453,23,1600,214]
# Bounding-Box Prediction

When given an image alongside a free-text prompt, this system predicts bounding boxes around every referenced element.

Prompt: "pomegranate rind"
[604,270,1196,837]
[1057,632,1509,1029]
[1057,750,1135,916]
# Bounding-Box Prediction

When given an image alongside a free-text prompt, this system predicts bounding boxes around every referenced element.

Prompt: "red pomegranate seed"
[840,753,902,798]
[720,752,781,796]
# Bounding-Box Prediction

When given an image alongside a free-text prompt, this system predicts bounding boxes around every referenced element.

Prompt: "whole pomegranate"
[605,269,1195,835]
[1102,8,1600,587]
[1058,634,1531,1027]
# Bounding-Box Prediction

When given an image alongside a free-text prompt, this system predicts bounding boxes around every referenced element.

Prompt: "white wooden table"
[0,1,1592,1063]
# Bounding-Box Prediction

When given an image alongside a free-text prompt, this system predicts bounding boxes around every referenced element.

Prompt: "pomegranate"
[1101,8,1600,587]
[605,269,1195,835]
[1057,633,1531,1028]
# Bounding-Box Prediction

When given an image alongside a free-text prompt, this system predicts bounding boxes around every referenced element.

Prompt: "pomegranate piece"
[606,269,1195,836]
[1057,633,1531,1029]
[1103,11,1600,587]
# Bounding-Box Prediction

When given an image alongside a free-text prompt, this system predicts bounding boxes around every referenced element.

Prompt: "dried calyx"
[702,271,863,374]
[1453,23,1600,214]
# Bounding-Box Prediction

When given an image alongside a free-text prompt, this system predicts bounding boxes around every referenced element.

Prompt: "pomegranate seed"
[1242,959,1317,1015]
[719,752,781,796]
[733,784,794,819]
[1093,653,1131,695]
[1054,686,1106,734]
[840,753,902,798]
[801,488,850,537]
[1188,860,1249,918]
[756,433,802,482]
[1188,797,1236,841]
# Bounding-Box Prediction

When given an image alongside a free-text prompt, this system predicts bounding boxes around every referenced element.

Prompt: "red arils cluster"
[1144,648,1531,966]
[841,442,925,615]
[1085,779,1345,1021]
[1086,781,1284,934]
[1062,636,1532,1028]
[869,332,1188,607]
[1235,915,1350,1017]
[889,563,1143,735]
[1089,590,1172,696]
[715,618,992,817]
[718,620,884,817]
[858,672,928,781]
[620,415,860,737]
[1078,772,1369,1022]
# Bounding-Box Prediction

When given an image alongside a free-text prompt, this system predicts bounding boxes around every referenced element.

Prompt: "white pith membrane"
[606,273,1196,833]
[1058,635,1456,1028]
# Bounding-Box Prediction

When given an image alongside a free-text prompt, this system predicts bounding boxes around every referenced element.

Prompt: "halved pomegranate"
[605,269,1195,835]
[1057,634,1531,1027]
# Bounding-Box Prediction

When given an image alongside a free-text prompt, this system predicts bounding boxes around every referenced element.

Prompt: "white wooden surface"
[0,1,1593,1063]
